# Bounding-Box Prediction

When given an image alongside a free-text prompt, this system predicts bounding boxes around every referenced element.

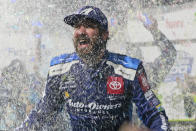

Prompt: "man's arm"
[16,74,64,130]
[131,63,171,131]
[140,14,177,88]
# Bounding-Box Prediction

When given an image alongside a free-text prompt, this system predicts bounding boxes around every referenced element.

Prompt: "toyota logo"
[109,81,121,90]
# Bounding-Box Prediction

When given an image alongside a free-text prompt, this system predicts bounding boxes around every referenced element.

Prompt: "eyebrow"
[80,18,99,24]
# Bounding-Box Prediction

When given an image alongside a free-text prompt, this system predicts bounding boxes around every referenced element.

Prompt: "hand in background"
[137,12,158,33]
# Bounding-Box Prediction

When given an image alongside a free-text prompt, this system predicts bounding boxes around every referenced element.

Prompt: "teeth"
[79,39,88,44]
[80,40,85,42]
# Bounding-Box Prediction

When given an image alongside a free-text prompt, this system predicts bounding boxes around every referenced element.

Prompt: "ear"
[102,31,109,41]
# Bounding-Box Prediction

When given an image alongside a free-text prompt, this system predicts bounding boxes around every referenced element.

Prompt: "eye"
[84,23,97,28]
[73,24,80,29]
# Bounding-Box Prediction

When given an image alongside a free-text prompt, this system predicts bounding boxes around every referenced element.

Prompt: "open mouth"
[78,39,90,48]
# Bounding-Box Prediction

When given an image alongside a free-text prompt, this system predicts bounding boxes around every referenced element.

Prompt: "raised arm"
[139,14,177,88]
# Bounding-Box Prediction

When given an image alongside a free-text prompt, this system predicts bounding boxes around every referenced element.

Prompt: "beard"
[73,34,106,65]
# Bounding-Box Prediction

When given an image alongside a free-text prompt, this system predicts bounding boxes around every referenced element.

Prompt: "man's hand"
[137,12,159,33]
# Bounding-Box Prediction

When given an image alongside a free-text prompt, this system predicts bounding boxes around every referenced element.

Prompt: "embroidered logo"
[80,8,93,15]
[138,73,150,93]
[107,76,124,94]
[64,91,70,98]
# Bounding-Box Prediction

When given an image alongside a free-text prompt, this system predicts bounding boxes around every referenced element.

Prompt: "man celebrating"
[17,6,170,131]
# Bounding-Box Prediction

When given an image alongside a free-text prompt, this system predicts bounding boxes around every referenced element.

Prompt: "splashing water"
[0,0,196,130]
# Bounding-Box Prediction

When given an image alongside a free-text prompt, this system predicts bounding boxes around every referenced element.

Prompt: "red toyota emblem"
[107,76,124,94]
[109,81,121,90]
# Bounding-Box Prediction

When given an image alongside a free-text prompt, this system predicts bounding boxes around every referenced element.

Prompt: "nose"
[74,25,86,36]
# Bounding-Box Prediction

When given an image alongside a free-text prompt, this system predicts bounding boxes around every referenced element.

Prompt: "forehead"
[74,18,100,28]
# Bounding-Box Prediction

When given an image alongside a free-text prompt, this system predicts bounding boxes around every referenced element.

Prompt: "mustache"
[74,34,90,44]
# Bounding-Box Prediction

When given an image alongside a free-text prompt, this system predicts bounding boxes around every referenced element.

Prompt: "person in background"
[125,13,177,125]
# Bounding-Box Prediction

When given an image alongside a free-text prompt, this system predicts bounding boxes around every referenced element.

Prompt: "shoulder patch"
[50,52,79,66]
[107,52,141,80]
[107,52,141,70]
[49,52,79,76]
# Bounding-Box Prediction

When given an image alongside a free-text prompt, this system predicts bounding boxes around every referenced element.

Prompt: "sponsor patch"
[150,97,161,107]
[108,95,125,101]
[64,91,70,98]
[61,74,75,82]
[49,60,79,76]
[160,113,168,130]
[67,99,122,110]
[138,73,150,93]
[106,61,136,80]
[144,90,154,100]
[61,75,67,81]
[156,104,164,112]
[107,76,124,94]
[60,75,76,89]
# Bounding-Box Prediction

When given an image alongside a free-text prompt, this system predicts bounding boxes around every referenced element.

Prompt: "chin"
[77,46,93,54]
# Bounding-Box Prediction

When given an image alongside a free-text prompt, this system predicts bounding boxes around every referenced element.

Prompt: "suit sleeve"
[131,63,171,131]
[16,74,64,130]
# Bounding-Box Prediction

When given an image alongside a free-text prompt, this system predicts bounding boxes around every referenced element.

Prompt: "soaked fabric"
[17,51,170,131]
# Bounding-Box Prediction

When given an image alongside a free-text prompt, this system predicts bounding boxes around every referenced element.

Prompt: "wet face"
[73,19,107,60]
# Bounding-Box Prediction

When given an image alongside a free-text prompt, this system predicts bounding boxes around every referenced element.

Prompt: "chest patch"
[106,61,136,80]
[107,76,124,94]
